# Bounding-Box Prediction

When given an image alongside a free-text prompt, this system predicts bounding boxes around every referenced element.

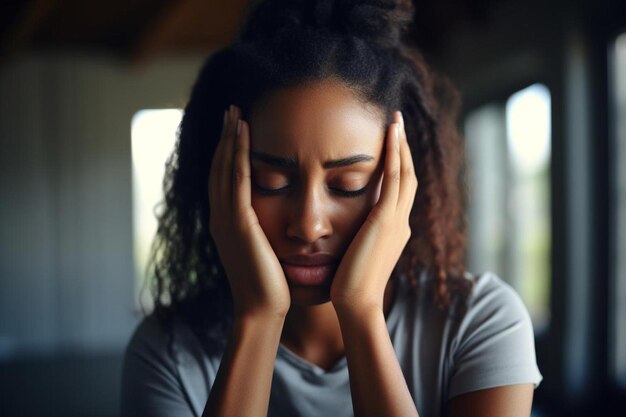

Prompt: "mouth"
[279,252,340,287]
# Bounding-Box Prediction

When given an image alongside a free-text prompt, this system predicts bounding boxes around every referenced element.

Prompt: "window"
[130,109,183,310]
[610,32,626,388]
[465,84,552,332]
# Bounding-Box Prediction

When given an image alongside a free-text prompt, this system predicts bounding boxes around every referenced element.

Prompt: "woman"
[121,0,543,416]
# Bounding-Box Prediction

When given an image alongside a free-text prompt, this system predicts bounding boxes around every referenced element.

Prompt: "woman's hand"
[330,111,417,314]
[209,105,291,319]
[330,113,419,416]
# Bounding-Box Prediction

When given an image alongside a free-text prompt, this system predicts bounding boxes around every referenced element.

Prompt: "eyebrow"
[250,151,375,169]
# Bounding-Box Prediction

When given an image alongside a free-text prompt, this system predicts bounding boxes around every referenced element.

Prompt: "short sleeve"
[120,315,196,417]
[447,272,543,399]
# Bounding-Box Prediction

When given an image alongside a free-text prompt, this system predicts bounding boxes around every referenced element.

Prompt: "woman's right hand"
[209,105,291,320]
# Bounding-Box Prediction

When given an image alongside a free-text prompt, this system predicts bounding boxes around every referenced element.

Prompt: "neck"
[280,275,398,370]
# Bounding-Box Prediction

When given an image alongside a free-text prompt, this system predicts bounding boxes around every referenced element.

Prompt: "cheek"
[335,173,384,236]
[251,196,282,242]
[335,194,377,238]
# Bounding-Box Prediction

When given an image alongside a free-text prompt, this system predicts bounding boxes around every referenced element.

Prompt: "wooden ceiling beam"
[131,0,195,65]
[130,0,249,67]
[1,0,56,58]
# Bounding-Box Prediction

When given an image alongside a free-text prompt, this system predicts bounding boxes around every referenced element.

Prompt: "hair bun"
[241,0,415,49]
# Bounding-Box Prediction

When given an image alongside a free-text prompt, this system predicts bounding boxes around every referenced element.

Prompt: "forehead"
[248,79,385,163]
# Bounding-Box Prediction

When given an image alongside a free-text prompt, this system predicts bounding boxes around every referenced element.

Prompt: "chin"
[288,285,332,307]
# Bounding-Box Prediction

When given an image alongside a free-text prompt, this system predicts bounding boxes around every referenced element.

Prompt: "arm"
[336,305,419,417]
[203,106,291,415]
[330,111,419,416]
[202,312,285,417]
[447,384,534,417]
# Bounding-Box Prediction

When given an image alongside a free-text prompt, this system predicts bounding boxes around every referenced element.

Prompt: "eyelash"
[253,184,368,198]
[331,187,369,197]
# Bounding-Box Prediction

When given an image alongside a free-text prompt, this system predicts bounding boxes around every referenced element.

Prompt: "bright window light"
[465,83,552,334]
[506,84,552,332]
[507,84,552,175]
[131,109,183,309]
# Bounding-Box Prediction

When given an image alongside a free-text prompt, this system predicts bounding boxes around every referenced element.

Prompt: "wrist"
[234,307,288,326]
[333,301,384,323]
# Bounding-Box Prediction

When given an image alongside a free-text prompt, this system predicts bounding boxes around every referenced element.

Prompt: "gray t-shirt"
[121,270,543,417]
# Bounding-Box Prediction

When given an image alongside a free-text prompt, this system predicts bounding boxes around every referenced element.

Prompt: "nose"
[286,187,332,243]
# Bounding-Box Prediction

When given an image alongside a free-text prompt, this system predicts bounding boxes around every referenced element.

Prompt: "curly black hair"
[144,0,473,346]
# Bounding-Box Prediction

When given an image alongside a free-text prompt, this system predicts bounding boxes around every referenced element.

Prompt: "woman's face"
[248,78,386,307]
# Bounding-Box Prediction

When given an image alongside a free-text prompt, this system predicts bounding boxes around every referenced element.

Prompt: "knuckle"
[398,227,410,245]
[405,226,412,240]
[232,169,249,186]
[389,169,401,183]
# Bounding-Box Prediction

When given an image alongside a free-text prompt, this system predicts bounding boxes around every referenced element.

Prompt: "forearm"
[336,305,419,417]
[202,312,285,417]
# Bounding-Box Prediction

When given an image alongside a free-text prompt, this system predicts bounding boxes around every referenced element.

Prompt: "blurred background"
[0,0,625,415]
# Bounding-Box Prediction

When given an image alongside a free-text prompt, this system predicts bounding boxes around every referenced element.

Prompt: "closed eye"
[252,183,368,198]
[252,183,289,195]
[330,187,368,197]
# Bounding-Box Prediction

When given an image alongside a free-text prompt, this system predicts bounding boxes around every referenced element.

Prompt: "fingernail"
[398,111,404,127]
[237,120,242,136]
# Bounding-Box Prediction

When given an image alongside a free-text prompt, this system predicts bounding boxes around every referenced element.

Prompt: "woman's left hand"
[330,111,418,314]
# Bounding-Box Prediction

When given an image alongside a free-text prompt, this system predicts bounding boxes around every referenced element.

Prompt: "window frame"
[607,26,626,407]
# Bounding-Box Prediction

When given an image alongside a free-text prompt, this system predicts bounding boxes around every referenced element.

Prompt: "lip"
[280,253,338,266]
[279,253,339,286]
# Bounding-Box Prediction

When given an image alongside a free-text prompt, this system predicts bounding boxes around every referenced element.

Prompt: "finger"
[210,108,229,208]
[220,105,239,211]
[377,117,401,212]
[396,111,418,212]
[233,119,251,210]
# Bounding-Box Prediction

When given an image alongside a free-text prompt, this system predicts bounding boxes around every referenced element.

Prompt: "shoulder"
[450,271,542,345]
[121,313,222,417]
[121,314,189,416]
[462,271,528,319]
[400,269,531,334]
[122,314,184,393]
[126,313,169,348]
[125,311,226,355]
[124,313,175,364]
[452,270,535,346]
[123,312,224,372]
[447,271,543,399]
